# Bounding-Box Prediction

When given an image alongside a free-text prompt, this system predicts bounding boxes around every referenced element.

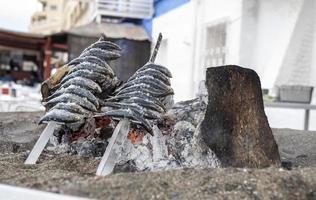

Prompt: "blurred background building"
[29,0,94,34]
[29,0,153,34]
[0,0,316,130]
[150,0,316,130]
[150,0,316,101]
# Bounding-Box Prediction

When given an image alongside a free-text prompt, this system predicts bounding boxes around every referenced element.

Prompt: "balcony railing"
[95,0,154,19]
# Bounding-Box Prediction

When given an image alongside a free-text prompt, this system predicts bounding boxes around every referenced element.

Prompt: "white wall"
[152,0,316,131]
[253,0,304,89]
[252,0,316,131]
[153,0,243,101]
[152,1,196,102]
[192,0,243,96]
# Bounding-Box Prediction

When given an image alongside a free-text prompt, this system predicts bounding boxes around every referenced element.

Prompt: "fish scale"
[136,63,172,78]
[99,62,173,134]
[69,56,110,70]
[121,75,172,92]
[107,91,166,111]
[80,48,121,61]
[50,103,91,116]
[82,41,121,53]
[101,102,162,120]
[57,77,102,94]
[115,83,174,97]
[45,85,100,108]
[60,69,108,85]
[69,63,114,78]
[43,93,98,112]
[128,68,171,86]
[39,109,84,124]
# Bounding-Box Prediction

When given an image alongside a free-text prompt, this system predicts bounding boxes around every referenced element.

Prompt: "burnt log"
[201,65,281,168]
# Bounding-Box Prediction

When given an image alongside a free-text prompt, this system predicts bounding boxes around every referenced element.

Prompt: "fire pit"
[24,34,221,176]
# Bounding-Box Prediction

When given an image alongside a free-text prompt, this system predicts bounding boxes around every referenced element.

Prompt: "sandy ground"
[0,112,316,199]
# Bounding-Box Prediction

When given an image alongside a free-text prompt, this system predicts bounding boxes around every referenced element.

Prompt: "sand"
[0,112,315,199]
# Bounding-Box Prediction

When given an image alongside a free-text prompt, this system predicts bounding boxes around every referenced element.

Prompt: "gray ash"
[48,97,220,172]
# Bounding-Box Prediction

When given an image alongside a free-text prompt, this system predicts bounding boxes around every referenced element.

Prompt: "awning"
[0,28,45,51]
[66,22,150,41]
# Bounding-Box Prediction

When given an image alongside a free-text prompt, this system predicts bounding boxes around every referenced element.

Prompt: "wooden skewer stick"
[25,122,60,165]
[149,33,163,63]
[96,34,163,176]
[96,119,130,176]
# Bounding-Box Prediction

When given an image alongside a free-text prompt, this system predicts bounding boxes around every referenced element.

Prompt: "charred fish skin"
[95,76,121,101]
[50,102,91,116]
[69,56,108,69]
[39,109,84,124]
[123,97,166,113]
[98,98,107,107]
[107,91,165,109]
[40,37,123,131]
[121,76,172,92]
[128,68,171,86]
[43,93,98,112]
[60,69,108,85]
[63,86,100,107]
[95,61,174,135]
[82,41,122,54]
[69,62,114,78]
[58,77,102,94]
[46,85,100,108]
[108,96,166,114]
[99,76,119,91]
[136,63,172,78]
[115,84,174,98]
[69,56,115,75]
[101,102,162,120]
[43,87,66,102]
[80,48,121,61]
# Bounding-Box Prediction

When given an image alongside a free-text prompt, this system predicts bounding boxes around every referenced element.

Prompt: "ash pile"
[40,36,220,173]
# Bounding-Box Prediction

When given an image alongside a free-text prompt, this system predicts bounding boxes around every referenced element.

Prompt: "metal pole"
[304,109,310,131]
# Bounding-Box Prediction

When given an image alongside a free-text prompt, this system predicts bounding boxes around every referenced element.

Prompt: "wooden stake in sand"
[96,119,130,176]
[96,33,163,176]
[25,122,60,164]
[149,33,162,63]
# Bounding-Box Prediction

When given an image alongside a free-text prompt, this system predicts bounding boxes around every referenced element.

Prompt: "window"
[38,15,47,21]
[50,5,57,10]
[203,23,227,67]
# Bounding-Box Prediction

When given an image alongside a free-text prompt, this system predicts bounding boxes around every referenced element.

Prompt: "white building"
[30,0,154,34]
[152,0,316,130]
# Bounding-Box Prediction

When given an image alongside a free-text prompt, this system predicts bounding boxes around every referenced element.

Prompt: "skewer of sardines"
[95,33,173,135]
[40,36,121,131]
[25,37,122,164]
[95,33,173,176]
